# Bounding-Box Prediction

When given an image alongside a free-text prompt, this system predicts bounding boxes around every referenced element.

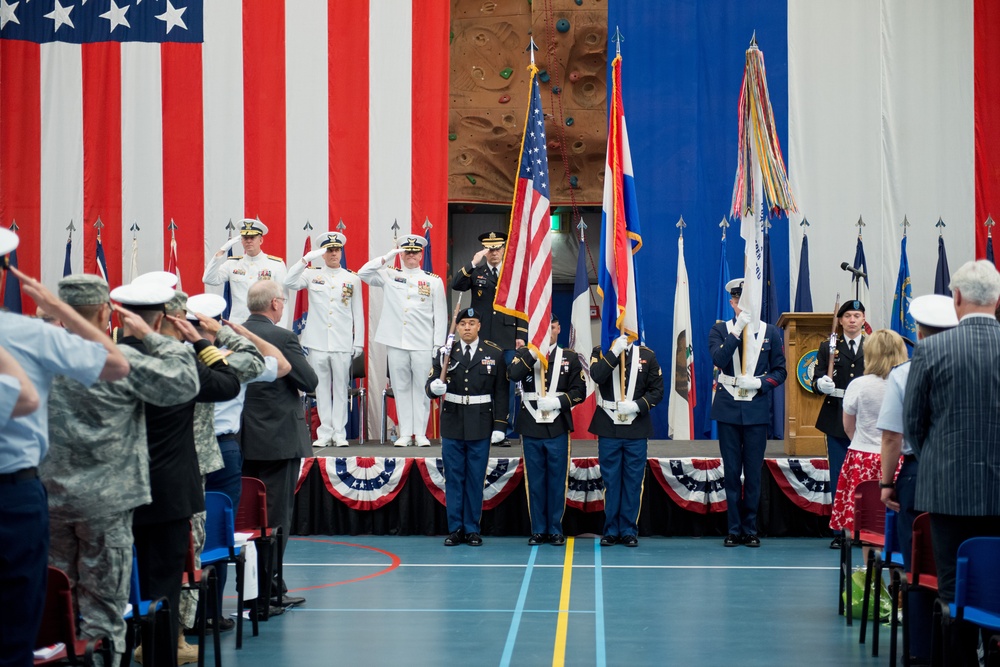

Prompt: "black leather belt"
[0,467,38,484]
[903,454,917,463]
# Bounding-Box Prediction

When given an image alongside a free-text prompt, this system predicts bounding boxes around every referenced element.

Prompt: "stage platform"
[291,439,833,540]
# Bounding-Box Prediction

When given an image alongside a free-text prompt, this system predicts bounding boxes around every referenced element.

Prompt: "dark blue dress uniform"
[588,344,664,543]
[426,338,508,538]
[812,334,864,500]
[508,346,587,540]
[451,262,526,440]
[709,320,787,540]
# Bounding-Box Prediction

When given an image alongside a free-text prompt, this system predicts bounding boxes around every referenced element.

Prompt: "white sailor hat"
[908,294,958,329]
[110,282,175,310]
[131,271,178,289]
[315,231,346,250]
[0,228,18,256]
[186,293,227,322]
[725,278,744,296]
[239,218,269,236]
[399,234,427,252]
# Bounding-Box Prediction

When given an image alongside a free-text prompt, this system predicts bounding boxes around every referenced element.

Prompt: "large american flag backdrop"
[0,0,449,434]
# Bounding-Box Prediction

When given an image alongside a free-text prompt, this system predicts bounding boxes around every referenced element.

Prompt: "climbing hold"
[568,71,581,83]
[499,94,511,104]
[500,67,514,80]
[565,117,574,126]
[466,175,477,185]
[448,133,457,141]
[575,0,583,5]
[569,175,579,188]
[539,70,550,83]
[552,86,561,95]
[556,19,570,33]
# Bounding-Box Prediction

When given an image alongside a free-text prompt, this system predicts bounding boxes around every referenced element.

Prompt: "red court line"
[284,537,402,591]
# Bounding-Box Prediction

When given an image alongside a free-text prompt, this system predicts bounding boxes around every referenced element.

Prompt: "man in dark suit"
[508,314,586,546]
[904,260,1000,666]
[426,308,509,547]
[241,280,319,607]
[588,332,664,548]
[812,299,866,549]
[451,231,526,444]
[709,278,786,548]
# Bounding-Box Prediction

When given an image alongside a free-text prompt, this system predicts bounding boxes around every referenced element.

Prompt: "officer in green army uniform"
[42,275,200,667]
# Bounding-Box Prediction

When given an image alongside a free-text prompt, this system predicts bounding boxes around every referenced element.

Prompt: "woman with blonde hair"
[829,329,909,534]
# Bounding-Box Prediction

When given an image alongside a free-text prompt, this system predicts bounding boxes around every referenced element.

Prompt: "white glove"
[491,430,506,444]
[537,395,561,412]
[439,345,452,364]
[429,379,448,396]
[734,311,752,334]
[383,248,404,264]
[352,346,363,359]
[303,248,325,263]
[220,236,241,253]
[610,334,630,357]
[617,400,640,416]
[736,375,761,390]
[815,375,836,395]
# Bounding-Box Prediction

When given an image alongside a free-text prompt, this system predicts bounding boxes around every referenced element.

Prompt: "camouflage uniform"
[180,326,266,628]
[44,312,199,665]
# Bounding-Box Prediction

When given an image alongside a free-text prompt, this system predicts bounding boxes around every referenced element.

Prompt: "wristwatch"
[879,481,895,490]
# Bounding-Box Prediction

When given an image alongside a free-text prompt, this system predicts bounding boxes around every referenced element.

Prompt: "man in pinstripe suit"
[904,260,1000,667]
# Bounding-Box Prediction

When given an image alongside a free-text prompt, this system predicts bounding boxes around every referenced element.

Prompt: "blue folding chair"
[121,548,168,666]
[863,508,906,656]
[202,491,255,650]
[950,537,1000,666]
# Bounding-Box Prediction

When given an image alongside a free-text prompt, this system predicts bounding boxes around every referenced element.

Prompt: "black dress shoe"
[466,533,483,547]
[494,439,512,448]
[528,533,547,546]
[249,604,284,621]
[272,594,305,608]
[829,535,845,550]
[549,534,565,546]
[724,534,741,547]
[444,531,465,547]
[744,534,761,548]
[209,617,236,632]
[620,535,638,548]
[600,535,617,547]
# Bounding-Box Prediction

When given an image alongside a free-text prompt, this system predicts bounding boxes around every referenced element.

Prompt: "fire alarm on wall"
[590,305,599,319]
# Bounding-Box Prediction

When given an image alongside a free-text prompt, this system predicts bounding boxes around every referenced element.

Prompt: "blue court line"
[594,539,606,667]
[286,607,594,614]
[499,545,538,667]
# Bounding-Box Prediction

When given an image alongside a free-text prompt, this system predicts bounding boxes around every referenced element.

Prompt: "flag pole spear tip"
[612,27,623,56]
[901,214,910,237]
[749,31,757,48]
[675,215,686,237]
[936,217,946,236]
[986,215,995,237]
[336,218,347,232]
[303,220,313,231]
[423,217,433,230]
[9,220,18,232]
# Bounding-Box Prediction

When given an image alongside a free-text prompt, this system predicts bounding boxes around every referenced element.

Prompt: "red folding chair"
[839,480,885,628]
[181,530,221,667]
[235,477,282,624]
[34,566,110,666]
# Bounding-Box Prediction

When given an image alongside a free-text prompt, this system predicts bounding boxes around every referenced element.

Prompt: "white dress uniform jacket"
[202,252,289,328]
[357,260,446,351]
[285,263,364,352]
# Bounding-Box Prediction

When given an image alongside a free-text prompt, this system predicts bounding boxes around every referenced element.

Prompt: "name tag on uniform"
[311,276,326,285]
[394,276,407,284]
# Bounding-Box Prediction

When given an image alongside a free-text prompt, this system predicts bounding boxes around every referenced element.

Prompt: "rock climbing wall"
[449,0,607,206]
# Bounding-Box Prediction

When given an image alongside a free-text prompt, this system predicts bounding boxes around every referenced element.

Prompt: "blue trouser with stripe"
[522,434,570,535]
[442,437,490,534]
[598,437,647,538]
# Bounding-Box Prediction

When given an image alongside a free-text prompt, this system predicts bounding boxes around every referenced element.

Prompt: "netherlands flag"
[597,53,643,350]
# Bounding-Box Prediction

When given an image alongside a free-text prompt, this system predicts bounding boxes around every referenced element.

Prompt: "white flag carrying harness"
[719,320,766,402]
[522,346,564,424]
[596,346,641,425]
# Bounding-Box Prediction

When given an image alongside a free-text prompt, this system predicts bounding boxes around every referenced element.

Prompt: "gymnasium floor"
[205,536,889,666]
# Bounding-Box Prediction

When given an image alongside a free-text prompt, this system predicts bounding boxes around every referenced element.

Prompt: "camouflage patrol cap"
[165,290,189,315]
[58,274,110,306]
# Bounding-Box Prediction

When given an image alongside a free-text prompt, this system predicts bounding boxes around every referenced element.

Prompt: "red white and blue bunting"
[648,458,727,514]
[765,458,832,516]
[567,458,605,512]
[296,457,316,494]
[316,457,413,511]
[415,457,524,510]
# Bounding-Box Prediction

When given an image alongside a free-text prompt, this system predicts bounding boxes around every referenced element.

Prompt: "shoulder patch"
[267,254,284,262]
[423,270,439,278]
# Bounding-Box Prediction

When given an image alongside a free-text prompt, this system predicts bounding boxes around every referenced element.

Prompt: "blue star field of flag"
[0,0,202,44]
[518,74,550,199]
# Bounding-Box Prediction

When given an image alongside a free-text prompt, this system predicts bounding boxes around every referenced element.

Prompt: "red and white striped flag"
[0,1,449,437]
[495,64,553,366]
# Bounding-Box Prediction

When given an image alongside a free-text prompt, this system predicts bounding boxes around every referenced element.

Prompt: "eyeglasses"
[273,297,287,303]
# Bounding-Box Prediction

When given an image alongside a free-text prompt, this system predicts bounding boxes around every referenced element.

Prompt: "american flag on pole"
[494,62,552,367]
[598,51,644,349]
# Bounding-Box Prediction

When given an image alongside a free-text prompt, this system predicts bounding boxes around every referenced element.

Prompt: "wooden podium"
[776,312,833,456]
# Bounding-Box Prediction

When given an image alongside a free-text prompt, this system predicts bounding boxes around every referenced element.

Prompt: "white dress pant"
[308,349,352,443]
[387,347,433,439]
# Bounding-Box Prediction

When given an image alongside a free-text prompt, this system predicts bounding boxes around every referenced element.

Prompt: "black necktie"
[491,267,498,280]
[849,339,856,354]
[463,345,472,365]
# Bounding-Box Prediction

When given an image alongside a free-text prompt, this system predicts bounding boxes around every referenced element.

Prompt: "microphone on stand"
[840,262,867,280]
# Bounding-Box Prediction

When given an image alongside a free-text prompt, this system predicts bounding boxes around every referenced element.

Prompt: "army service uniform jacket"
[588,344,664,439]
[426,339,509,441]
[451,262,527,350]
[508,345,587,438]
[812,334,864,440]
